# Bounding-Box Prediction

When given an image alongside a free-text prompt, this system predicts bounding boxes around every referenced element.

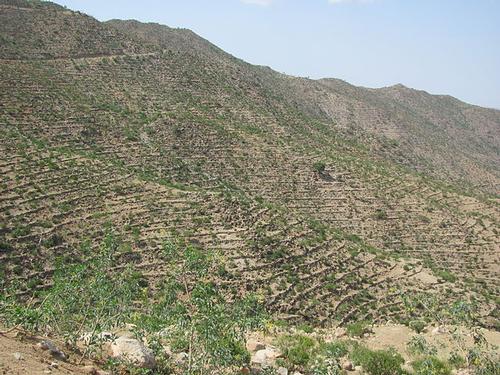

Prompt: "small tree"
[313,161,326,174]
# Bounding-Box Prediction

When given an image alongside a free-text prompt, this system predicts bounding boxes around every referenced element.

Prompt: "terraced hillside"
[0,0,499,337]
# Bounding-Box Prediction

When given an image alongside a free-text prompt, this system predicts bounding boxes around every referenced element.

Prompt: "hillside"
[0,1,498,374]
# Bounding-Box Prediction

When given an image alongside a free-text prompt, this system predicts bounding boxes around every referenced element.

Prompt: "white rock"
[37,340,67,361]
[402,362,414,374]
[174,352,189,365]
[277,367,288,375]
[431,326,447,335]
[13,352,24,361]
[49,362,59,369]
[110,337,156,369]
[246,338,266,352]
[341,360,353,371]
[163,345,172,358]
[251,347,282,368]
[334,327,346,338]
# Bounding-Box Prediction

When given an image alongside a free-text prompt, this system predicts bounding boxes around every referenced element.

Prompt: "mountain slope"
[0,0,498,336]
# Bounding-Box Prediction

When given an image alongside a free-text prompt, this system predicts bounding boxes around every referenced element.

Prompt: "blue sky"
[53,0,500,109]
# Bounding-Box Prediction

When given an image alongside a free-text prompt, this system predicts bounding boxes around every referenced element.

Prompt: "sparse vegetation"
[350,345,405,375]
[0,2,498,374]
[346,321,371,337]
[313,161,327,174]
[411,357,451,375]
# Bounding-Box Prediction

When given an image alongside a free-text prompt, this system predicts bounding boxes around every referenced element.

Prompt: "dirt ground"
[0,328,104,375]
[362,324,500,361]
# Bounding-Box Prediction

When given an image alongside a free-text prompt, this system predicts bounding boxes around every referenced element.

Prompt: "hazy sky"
[53,0,500,109]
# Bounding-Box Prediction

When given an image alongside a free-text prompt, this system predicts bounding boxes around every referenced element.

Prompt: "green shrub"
[319,340,348,359]
[298,323,314,334]
[277,334,317,368]
[412,357,451,375]
[374,209,388,220]
[467,347,500,375]
[447,351,465,369]
[350,345,404,375]
[0,231,266,373]
[409,320,427,334]
[407,335,437,356]
[435,270,457,283]
[346,321,370,337]
[313,161,326,174]
[310,357,343,375]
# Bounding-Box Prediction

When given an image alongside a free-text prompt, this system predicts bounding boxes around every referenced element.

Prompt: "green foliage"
[409,320,427,334]
[407,336,437,356]
[411,357,451,375]
[276,335,348,373]
[467,347,500,375]
[350,345,404,375]
[0,231,267,373]
[374,209,388,220]
[310,357,343,375]
[277,334,318,368]
[298,323,314,334]
[447,351,465,369]
[319,341,348,359]
[435,270,457,283]
[313,161,326,174]
[346,321,370,337]
[2,231,140,340]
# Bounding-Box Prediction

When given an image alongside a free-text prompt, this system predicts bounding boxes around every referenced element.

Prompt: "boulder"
[251,347,282,368]
[37,340,67,361]
[341,359,354,371]
[431,326,447,335]
[402,362,414,374]
[246,338,266,352]
[334,327,346,338]
[277,367,288,375]
[110,337,156,369]
[12,352,24,361]
[174,352,189,365]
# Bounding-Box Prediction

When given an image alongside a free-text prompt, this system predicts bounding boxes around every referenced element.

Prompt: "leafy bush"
[374,209,388,220]
[435,270,457,283]
[298,323,314,334]
[350,345,404,375]
[310,357,343,375]
[277,336,348,374]
[277,334,318,368]
[467,347,500,375]
[319,341,348,359]
[409,320,427,334]
[346,321,371,337]
[412,357,451,375]
[448,351,465,369]
[0,231,267,373]
[407,335,437,356]
[313,161,326,174]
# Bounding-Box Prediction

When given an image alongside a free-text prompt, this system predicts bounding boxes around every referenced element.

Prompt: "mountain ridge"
[0,0,498,349]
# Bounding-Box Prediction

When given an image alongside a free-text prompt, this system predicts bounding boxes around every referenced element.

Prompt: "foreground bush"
[0,231,267,373]
[412,357,451,375]
[350,344,405,375]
